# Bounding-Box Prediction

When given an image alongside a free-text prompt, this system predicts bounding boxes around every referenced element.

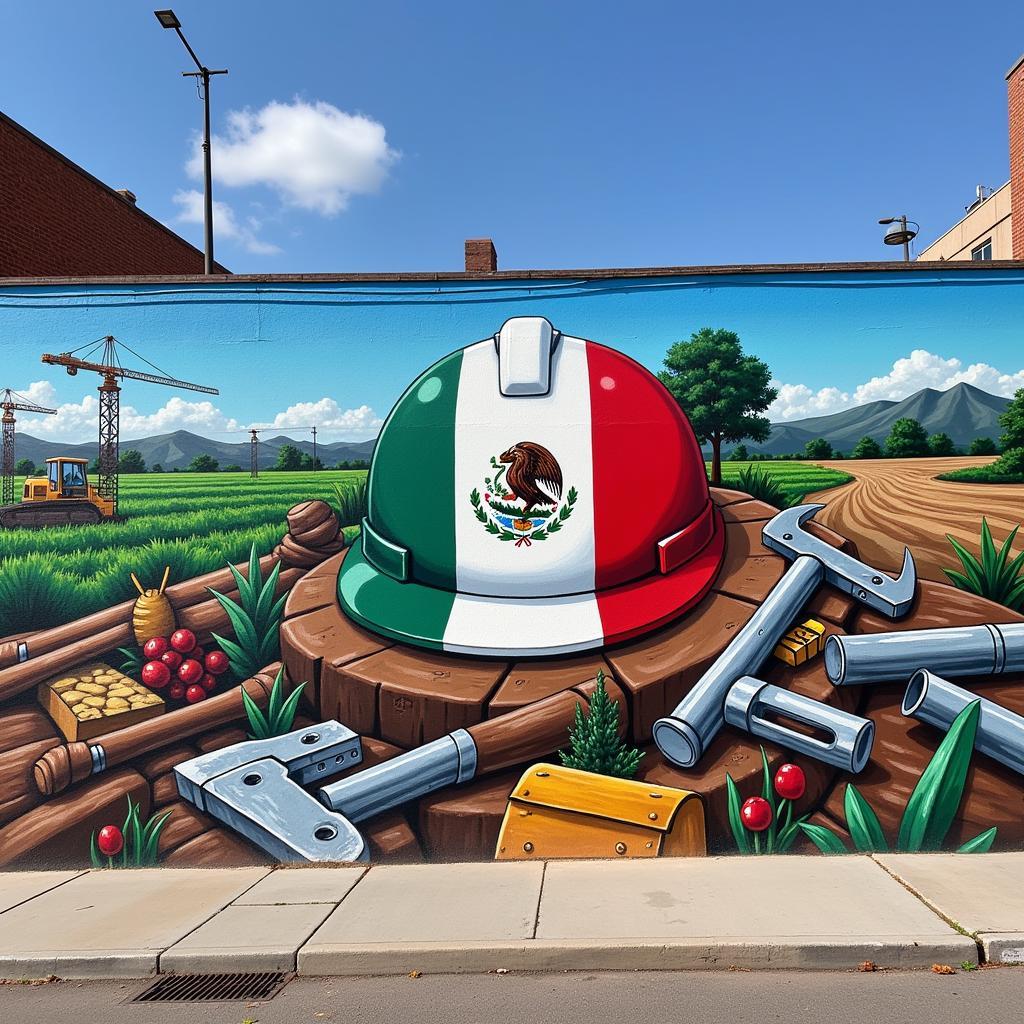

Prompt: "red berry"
[160,650,182,671]
[167,681,186,701]
[740,796,773,832]
[185,684,207,704]
[141,660,171,690]
[204,650,230,676]
[170,629,197,654]
[177,658,204,685]
[199,672,218,693]
[774,763,806,801]
[96,824,123,857]
[143,636,169,660]
[191,645,205,662]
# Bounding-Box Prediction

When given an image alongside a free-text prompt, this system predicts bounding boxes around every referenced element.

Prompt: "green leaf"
[759,746,776,853]
[797,822,848,855]
[897,700,980,852]
[844,784,888,853]
[726,774,751,854]
[225,561,254,612]
[946,535,986,594]
[957,827,997,854]
[776,813,811,853]
[89,830,103,869]
[253,561,282,632]
[272,682,306,735]
[141,810,174,865]
[241,686,270,739]
[267,666,284,727]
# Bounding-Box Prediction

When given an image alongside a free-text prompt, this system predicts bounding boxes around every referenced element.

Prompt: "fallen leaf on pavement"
[931,964,956,975]
[408,970,422,979]
[858,961,878,972]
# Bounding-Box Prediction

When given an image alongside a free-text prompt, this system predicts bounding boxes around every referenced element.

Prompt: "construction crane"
[1,388,58,506]
[41,336,218,517]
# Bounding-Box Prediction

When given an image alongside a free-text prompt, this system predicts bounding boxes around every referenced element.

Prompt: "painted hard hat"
[338,316,725,657]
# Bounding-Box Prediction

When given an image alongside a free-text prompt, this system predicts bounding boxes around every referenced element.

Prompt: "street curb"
[297,935,978,975]
[0,951,158,980]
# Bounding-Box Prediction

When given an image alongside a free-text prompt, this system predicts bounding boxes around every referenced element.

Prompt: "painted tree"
[927,432,957,457]
[999,387,1024,451]
[729,443,750,461]
[659,328,777,486]
[884,418,930,458]
[851,436,883,459]
[968,437,998,456]
[274,444,303,471]
[804,438,833,460]
[14,458,35,476]
[559,671,643,779]
[118,449,146,474]
[188,453,219,473]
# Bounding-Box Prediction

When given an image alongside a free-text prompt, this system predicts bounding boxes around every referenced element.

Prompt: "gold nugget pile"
[38,661,166,741]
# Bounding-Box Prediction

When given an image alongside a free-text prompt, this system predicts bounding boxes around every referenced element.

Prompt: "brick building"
[918,54,1024,262]
[0,111,227,277]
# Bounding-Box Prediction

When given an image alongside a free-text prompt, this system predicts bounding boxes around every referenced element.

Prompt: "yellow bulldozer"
[0,457,116,528]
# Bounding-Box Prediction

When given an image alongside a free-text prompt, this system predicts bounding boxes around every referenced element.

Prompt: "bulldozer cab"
[48,458,89,498]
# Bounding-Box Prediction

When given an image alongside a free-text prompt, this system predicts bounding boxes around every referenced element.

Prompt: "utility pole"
[155,10,227,275]
[249,429,260,479]
[312,426,318,473]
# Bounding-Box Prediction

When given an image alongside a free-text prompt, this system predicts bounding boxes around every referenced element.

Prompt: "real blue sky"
[2,2,1024,442]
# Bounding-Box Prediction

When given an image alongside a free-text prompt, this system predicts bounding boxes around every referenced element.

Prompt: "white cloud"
[770,349,1024,421]
[190,98,398,215]
[268,398,383,439]
[16,387,242,443]
[173,189,280,255]
[14,385,382,445]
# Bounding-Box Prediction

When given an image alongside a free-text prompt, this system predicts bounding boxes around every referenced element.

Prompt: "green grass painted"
[0,471,366,636]
[711,462,853,506]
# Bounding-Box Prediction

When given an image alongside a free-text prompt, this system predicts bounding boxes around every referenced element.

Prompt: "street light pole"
[154,10,227,275]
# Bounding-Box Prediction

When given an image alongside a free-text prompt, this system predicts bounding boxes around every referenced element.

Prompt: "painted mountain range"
[12,430,376,471]
[13,382,1010,468]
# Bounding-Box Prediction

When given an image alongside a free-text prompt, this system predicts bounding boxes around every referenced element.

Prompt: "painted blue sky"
[1,271,1022,443]
[2,3,1023,441]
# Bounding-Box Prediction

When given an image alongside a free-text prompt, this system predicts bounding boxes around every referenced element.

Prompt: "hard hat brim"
[338,507,725,657]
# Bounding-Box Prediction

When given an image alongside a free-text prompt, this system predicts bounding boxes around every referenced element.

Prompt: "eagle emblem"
[470,441,578,547]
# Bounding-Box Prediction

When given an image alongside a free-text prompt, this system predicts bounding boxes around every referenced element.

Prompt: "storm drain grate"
[131,971,293,1003]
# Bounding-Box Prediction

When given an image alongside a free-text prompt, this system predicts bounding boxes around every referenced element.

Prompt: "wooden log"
[0,737,61,827]
[0,708,60,754]
[162,827,272,867]
[0,767,150,868]
[32,665,281,797]
[155,800,218,857]
[487,653,613,715]
[283,551,348,620]
[0,554,279,674]
[418,770,523,861]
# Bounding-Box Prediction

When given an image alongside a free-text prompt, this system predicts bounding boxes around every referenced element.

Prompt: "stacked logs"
[0,501,348,868]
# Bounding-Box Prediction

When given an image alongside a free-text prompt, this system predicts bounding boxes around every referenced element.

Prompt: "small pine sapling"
[558,670,643,779]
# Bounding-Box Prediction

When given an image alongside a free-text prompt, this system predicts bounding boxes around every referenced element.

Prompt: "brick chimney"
[1008,55,1024,259]
[465,238,497,273]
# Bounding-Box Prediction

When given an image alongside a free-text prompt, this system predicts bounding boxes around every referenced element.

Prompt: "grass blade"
[726,774,751,854]
[89,830,103,869]
[267,666,284,727]
[253,561,282,632]
[797,822,848,855]
[241,686,270,740]
[897,700,981,852]
[844,784,888,853]
[273,681,306,734]
[957,827,997,854]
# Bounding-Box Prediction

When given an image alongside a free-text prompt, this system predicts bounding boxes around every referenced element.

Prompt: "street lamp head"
[154,9,181,29]
[878,217,896,225]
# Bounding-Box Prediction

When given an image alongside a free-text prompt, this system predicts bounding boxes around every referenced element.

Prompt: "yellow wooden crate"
[495,763,705,860]
[773,618,826,667]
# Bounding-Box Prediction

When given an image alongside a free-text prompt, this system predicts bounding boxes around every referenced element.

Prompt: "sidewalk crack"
[531,861,547,940]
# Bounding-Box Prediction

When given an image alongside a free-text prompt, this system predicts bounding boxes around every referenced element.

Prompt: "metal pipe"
[653,555,824,768]
[902,670,1024,777]
[825,623,1024,687]
[319,729,478,823]
[724,677,875,773]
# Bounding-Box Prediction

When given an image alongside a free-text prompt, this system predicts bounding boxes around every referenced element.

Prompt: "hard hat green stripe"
[366,349,462,588]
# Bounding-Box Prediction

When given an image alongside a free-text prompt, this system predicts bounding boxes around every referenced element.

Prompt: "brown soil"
[807,456,1021,583]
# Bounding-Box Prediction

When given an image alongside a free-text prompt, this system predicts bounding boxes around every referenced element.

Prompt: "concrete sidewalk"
[0,855,1021,980]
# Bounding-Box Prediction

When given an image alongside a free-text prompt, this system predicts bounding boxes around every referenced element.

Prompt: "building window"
[971,238,993,260]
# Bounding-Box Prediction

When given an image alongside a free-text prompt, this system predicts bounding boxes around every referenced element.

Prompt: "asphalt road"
[3,969,1024,1024]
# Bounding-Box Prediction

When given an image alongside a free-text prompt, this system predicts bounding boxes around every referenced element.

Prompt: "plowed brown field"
[806,457,1023,583]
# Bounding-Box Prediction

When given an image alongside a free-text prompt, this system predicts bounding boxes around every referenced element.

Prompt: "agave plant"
[799,700,997,855]
[208,544,287,681]
[735,465,791,508]
[943,518,1024,612]
[242,666,306,740]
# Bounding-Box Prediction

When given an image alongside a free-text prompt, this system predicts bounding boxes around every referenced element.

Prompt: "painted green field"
[0,462,850,637]
[710,461,853,505]
[0,471,367,636]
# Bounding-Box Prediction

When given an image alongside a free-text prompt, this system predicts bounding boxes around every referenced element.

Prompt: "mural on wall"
[0,266,1022,868]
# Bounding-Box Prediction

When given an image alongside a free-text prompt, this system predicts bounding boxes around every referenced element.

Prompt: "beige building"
[916,182,1011,261]
[917,52,1024,262]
